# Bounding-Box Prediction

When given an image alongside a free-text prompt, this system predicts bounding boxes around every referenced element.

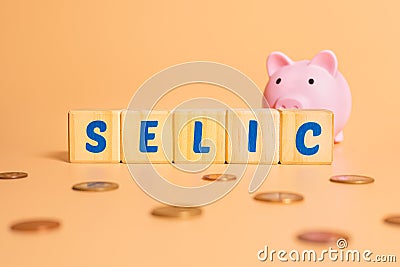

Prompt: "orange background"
[1,1,399,266]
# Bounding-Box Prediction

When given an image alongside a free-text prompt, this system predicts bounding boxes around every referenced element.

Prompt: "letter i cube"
[173,110,226,164]
[121,110,173,163]
[279,109,333,164]
[226,109,280,164]
[68,110,121,163]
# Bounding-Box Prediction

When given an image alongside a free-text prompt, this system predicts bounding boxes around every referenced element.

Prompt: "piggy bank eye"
[276,78,281,84]
[308,78,314,85]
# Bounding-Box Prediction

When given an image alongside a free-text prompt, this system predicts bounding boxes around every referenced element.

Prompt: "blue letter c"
[295,122,321,156]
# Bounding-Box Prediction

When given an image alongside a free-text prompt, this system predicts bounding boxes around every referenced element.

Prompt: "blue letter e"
[139,121,159,153]
[295,122,321,156]
[86,120,107,153]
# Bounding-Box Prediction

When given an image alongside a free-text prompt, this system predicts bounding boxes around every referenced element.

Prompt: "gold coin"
[151,206,202,218]
[254,191,304,204]
[0,172,28,179]
[330,175,374,184]
[298,231,349,244]
[10,219,60,232]
[72,181,119,192]
[384,215,400,225]
[202,173,237,182]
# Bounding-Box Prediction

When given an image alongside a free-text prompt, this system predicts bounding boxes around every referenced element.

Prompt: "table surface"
[1,1,400,266]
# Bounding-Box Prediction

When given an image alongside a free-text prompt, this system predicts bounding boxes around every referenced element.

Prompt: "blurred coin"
[330,175,374,184]
[202,173,237,182]
[384,215,400,225]
[0,172,28,179]
[298,231,348,244]
[10,219,60,232]
[151,206,202,218]
[254,191,304,204]
[72,181,119,192]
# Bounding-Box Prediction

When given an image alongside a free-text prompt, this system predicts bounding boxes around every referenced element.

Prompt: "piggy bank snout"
[274,98,305,109]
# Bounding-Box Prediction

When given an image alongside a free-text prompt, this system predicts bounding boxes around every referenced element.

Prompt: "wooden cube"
[173,110,226,164]
[68,110,120,163]
[279,109,333,164]
[226,109,279,164]
[121,110,173,163]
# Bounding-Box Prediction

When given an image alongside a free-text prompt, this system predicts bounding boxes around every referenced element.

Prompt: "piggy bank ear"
[309,50,338,76]
[267,52,293,76]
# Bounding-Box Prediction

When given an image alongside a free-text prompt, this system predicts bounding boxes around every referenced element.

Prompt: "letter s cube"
[68,110,121,163]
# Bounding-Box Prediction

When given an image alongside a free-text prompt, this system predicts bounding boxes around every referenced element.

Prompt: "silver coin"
[202,173,237,182]
[72,181,119,192]
[330,175,374,184]
[0,172,28,179]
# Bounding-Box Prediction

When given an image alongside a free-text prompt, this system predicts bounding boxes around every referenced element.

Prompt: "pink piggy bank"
[263,50,352,143]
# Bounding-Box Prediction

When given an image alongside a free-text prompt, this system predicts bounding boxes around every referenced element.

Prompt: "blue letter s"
[86,120,107,153]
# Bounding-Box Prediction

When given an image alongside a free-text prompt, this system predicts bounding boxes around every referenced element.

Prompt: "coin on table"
[202,173,237,182]
[384,215,400,225]
[298,231,349,244]
[72,181,119,192]
[0,172,28,179]
[330,175,374,184]
[10,219,61,232]
[151,206,202,218]
[254,191,304,204]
